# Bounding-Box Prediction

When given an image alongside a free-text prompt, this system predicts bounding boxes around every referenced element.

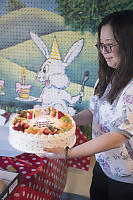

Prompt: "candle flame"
[22,66,26,76]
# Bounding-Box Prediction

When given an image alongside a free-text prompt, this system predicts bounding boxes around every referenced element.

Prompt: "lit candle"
[50,107,52,117]
[42,92,44,109]
[22,65,26,85]
[56,109,58,118]
[27,112,29,124]
[32,109,35,119]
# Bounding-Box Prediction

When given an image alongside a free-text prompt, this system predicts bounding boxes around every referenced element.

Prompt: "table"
[0,126,90,199]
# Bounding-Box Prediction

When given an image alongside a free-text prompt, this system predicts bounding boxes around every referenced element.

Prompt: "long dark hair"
[94,10,133,104]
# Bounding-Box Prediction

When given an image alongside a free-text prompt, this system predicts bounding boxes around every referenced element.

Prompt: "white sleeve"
[111,81,133,139]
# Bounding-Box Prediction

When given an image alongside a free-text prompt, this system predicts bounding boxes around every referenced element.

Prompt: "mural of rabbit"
[30,32,84,116]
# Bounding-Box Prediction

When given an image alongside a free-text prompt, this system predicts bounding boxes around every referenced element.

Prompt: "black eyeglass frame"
[95,43,119,53]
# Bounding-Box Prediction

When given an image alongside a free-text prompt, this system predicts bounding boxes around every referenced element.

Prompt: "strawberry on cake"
[9,107,76,153]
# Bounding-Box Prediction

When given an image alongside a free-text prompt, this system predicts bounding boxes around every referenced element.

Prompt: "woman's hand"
[36,147,66,159]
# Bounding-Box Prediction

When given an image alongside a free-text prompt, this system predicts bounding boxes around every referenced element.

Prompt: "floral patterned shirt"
[89,79,133,183]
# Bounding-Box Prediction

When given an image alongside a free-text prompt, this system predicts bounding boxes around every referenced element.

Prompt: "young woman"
[42,10,133,200]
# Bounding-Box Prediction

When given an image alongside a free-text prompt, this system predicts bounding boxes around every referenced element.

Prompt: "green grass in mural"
[0,7,97,113]
[0,7,68,50]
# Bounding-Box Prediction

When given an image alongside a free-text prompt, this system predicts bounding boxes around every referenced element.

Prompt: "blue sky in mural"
[0,0,58,16]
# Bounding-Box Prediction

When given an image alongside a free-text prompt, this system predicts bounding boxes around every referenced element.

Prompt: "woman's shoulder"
[121,79,133,96]
[116,79,133,107]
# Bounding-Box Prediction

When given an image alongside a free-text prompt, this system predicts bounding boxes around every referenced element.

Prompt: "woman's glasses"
[95,43,119,53]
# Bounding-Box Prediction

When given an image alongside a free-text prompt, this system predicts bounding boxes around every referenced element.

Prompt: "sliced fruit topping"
[57,111,64,119]
[21,123,29,131]
[60,115,72,124]
[18,110,33,119]
[19,110,27,118]
[42,126,59,135]
[51,108,56,117]
[43,127,52,135]
[13,122,22,131]
[60,115,72,130]
[26,111,32,119]
[26,127,40,134]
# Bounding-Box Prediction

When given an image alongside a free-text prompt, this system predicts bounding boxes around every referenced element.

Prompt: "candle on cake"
[27,112,29,124]
[50,107,52,117]
[42,92,44,109]
[56,109,58,118]
[32,109,35,119]
[22,65,26,85]
[0,80,4,94]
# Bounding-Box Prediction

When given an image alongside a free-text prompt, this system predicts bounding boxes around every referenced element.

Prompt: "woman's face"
[100,24,120,68]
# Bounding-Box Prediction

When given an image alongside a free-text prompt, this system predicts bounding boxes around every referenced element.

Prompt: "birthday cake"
[9,108,76,153]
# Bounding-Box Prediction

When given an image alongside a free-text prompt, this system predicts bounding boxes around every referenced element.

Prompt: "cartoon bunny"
[30,32,84,116]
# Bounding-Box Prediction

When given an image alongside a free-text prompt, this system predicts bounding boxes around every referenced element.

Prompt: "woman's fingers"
[44,147,65,154]
[36,147,66,159]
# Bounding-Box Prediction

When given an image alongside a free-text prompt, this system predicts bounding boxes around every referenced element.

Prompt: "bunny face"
[37,58,68,89]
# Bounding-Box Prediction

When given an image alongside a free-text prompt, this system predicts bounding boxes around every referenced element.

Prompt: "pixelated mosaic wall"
[0,0,131,115]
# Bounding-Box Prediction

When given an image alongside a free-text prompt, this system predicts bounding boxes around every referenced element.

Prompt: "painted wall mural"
[0,0,132,125]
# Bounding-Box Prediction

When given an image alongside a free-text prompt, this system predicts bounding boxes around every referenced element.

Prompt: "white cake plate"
[0,126,23,157]
[15,96,37,102]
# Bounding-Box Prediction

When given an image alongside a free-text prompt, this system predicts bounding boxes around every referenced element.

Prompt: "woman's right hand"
[36,147,66,159]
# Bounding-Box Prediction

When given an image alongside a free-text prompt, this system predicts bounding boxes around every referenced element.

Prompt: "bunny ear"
[30,32,49,59]
[64,39,84,66]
